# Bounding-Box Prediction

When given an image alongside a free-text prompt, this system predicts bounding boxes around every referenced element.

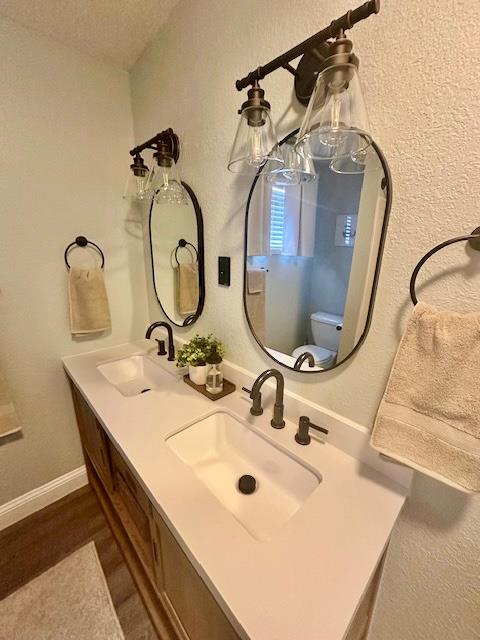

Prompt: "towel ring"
[64,236,105,270]
[410,227,480,305]
[174,238,198,266]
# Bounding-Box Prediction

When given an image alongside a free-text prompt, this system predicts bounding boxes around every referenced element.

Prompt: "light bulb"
[296,62,372,162]
[228,82,284,174]
[123,154,151,202]
[248,125,267,167]
[135,175,150,199]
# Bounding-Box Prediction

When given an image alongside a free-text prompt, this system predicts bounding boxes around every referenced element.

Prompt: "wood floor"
[0,485,158,640]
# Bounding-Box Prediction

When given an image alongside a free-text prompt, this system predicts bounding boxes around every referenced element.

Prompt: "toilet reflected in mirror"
[244,130,391,373]
[291,311,343,369]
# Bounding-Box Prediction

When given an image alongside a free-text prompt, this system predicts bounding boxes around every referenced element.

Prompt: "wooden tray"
[183,375,236,401]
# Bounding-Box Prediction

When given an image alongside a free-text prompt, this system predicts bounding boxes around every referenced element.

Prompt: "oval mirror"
[244,130,391,372]
[149,182,205,326]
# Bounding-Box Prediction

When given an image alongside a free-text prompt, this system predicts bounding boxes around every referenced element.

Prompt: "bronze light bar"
[228,0,380,174]
[124,128,183,202]
[235,0,380,95]
[129,128,179,163]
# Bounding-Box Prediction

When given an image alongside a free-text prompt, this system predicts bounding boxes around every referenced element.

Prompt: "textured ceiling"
[0,0,178,69]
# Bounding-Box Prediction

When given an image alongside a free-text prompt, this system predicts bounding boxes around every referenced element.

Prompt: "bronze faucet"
[145,321,175,361]
[247,369,285,429]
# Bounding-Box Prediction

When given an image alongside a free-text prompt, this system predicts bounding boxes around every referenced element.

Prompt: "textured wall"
[0,18,148,504]
[130,1,480,637]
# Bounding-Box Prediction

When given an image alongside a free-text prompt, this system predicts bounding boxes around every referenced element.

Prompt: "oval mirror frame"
[243,129,392,373]
[149,181,205,327]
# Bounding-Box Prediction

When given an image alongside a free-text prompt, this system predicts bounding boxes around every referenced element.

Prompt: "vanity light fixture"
[124,128,186,204]
[123,153,151,202]
[294,32,372,164]
[228,80,284,174]
[148,141,189,206]
[231,0,380,178]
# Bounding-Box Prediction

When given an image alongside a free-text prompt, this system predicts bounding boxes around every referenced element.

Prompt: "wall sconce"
[230,0,380,179]
[295,33,371,164]
[123,153,151,202]
[124,128,187,204]
[228,80,283,174]
[148,141,189,205]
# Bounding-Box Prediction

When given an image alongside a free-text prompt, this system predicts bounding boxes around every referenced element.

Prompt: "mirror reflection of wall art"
[244,130,391,373]
[149,183,205,327]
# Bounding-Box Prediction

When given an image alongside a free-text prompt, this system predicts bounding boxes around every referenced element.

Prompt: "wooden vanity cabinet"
[69,379,241,640]
[70,382,113,493]
[70,379,374,640]
[109,444,155,577]
[154,511,240,640]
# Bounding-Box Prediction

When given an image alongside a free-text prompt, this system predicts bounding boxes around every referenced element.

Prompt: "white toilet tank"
[310,311,343,351]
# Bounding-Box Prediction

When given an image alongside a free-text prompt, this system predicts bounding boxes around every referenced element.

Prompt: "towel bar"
[64,236,105,270]
[410,227,480,305]
[174,238,198,265]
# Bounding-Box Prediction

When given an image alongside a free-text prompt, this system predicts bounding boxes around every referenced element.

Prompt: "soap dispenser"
[206,346,224,395]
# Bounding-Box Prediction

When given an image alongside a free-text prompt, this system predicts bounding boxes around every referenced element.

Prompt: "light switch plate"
[218,256,230,286]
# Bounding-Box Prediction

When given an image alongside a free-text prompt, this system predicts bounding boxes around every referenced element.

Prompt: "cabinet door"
[70,382,113,492]
[151,511,165,592]
[156,514,240,640]
[110,445,155,577]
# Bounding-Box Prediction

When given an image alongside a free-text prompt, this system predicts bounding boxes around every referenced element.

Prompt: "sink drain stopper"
[238,474,256,495]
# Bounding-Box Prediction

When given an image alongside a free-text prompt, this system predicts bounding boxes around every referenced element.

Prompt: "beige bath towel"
[371,302,480,492]
[175,262,199,316]
[0,367,21,438]
[69,267,111,335]
[246,269,266,343]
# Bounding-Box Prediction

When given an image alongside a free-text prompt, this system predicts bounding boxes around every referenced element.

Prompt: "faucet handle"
[242,386,263,416]
[309,421,329,436]
[295,416,328,445]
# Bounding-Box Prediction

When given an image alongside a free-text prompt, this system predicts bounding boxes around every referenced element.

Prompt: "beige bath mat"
[0,542,124,639]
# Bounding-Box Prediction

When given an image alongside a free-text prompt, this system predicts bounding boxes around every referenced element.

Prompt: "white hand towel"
[0,367,21,438]
[371,302,480,492]
[69,267,111,335]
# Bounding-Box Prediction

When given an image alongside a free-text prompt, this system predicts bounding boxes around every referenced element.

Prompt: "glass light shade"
[330,145,369,174]
[295,63,372,162]
[330,140,382,175]
[266,138,316,186]
[148,157,189,205]
[123,166,151,202]
[228,105,284,174]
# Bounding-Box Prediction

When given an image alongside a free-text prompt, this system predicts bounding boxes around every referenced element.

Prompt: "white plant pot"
[189,364,207,386]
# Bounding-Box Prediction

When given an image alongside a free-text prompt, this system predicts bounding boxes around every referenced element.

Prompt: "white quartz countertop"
[63,341,410,640]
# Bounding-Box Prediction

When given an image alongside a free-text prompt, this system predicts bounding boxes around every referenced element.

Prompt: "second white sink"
[97,355,175,397]
[166,410,321,541]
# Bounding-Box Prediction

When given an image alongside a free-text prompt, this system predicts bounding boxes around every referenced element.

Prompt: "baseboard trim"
[0,466,88,531]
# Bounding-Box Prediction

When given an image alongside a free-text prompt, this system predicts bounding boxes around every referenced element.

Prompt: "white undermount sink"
[166,411,321,541]
[97,355,175,397]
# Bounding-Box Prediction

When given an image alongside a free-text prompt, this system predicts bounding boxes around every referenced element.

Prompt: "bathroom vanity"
[63,339,411,640]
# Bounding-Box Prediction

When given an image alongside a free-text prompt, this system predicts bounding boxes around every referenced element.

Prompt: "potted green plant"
[176,334,225,386]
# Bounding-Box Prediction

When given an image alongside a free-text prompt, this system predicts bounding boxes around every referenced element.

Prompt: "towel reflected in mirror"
[175,262,199,316]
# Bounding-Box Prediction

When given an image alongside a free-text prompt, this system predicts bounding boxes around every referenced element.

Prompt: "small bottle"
[206,346,224,395]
